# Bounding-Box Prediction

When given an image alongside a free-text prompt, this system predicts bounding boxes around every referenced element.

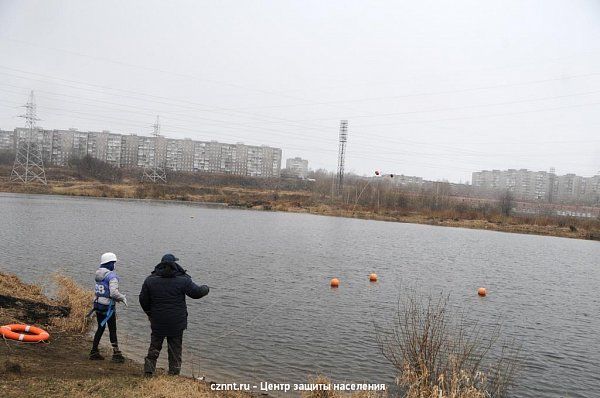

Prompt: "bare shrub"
[0,150,14,165]
[70,155,122,183]
[376,290,519,398]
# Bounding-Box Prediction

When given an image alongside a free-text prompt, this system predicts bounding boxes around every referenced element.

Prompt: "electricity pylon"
[142,115,167,183]
[10,91,47,185]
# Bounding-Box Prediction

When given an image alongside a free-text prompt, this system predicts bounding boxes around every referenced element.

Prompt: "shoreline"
[1,181,598,241]
[1,271,382,398]
[0,271,257,398]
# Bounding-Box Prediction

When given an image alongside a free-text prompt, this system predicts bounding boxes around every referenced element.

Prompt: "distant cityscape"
[0,127,282,178]
[472,169,600,204]
[377,169,599,205]
[1,126,598,205]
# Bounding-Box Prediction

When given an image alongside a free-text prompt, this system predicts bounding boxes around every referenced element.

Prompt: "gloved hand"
[122,296,128,307]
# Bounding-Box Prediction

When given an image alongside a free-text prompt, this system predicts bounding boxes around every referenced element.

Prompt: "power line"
[350,101,600,129]
[0,97,595,172]
[1,66,599,158]
[1,79,598,158]
[293,89,600,122]
[205,71,600,111]
[0,38,371,117]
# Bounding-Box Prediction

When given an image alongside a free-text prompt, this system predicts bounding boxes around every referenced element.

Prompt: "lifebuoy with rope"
[0,324,50,343]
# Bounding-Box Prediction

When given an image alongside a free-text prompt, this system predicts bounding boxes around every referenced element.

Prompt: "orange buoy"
[477,287,487,297]
[330,278,340,288]
[369,273,378,282]
[0,324,50,343]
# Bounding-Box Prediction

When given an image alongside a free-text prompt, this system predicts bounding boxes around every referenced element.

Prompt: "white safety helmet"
[100,252,118,265]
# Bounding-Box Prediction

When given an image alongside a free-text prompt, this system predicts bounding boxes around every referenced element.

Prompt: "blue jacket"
[138,262,209,336]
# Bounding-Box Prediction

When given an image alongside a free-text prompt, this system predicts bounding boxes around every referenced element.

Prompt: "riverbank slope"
[0,272,246,398]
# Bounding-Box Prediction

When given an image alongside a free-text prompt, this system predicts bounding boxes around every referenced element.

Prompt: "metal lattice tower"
[335,120,348,195]
[10,91,47,185]
[142,115,167,183]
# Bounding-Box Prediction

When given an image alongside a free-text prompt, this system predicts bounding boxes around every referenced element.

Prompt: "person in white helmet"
[89,252,128,362]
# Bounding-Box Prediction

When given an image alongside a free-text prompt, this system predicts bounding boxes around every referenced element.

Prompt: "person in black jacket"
[139,253,209,376]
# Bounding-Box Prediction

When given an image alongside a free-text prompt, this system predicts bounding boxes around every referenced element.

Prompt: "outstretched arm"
[185,279,209,299]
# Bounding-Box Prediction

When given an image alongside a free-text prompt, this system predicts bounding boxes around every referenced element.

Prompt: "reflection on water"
[1,193,599,397]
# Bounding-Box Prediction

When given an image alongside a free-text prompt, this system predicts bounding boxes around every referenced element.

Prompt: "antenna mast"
[10,91,47,184]
[335,120,348,196]
[142,115,167,183]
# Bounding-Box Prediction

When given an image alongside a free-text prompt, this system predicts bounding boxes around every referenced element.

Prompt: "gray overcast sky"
[0,0,599,182]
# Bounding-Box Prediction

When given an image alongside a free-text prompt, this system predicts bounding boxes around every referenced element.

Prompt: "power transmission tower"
[142,115,167,183]
[335,120,348,196]
[10,91,47,185]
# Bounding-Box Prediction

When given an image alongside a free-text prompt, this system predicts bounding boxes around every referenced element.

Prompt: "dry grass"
[50,273,94,334]
[0,271,48,303]
[1,376,250,398]
[299,376,384,398]
[133,377,249,398]
[376,290,519,398]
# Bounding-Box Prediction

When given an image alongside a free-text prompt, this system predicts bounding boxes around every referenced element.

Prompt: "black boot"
[89,349,105,360]
[112,349,125,363]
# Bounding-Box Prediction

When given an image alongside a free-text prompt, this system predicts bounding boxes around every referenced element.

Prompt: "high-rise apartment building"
[0,128,282,178]
[285,157,309,178]
[472,168,599,204]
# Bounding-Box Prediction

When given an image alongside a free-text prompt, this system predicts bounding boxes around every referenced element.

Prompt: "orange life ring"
[0,324,50,342]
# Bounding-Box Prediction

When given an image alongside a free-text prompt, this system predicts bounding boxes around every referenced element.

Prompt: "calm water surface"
[1,193,598,397]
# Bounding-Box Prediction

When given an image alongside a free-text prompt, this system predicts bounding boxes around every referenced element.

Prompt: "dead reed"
[51,273,94,334]
[376,290,519,398]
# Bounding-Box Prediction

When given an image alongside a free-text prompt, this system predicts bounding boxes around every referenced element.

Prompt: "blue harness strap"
[100,301,114,327]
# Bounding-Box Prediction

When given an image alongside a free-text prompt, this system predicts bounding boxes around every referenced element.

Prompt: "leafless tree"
[499,190,514,217]
[70,155,122,183]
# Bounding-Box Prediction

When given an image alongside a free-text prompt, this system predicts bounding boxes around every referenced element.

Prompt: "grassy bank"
[0,272,248,398]
[1,177,598,241]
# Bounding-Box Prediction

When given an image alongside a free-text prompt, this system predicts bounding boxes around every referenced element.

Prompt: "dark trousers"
[144,332,183,375]
[92,310,119,351]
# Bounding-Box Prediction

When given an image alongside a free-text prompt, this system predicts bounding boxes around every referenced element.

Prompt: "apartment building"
[0,128,281,178]
[120,134,139,168]
[0,129,15,151]
[472,168,599,204]
[285,157,309,179]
